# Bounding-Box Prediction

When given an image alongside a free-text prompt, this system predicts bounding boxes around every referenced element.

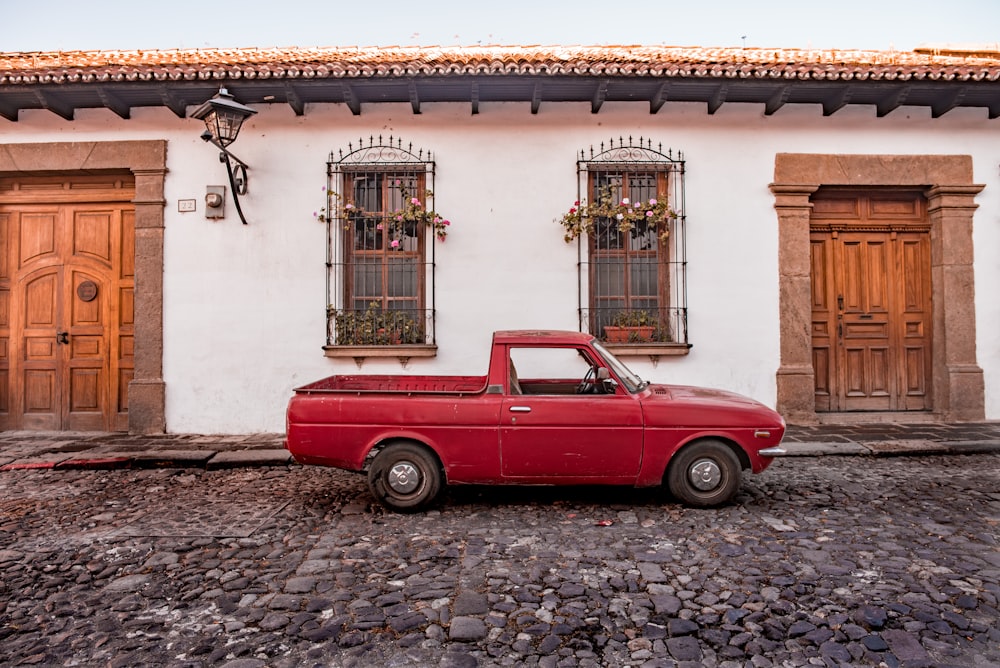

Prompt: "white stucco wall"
[6,98,1000,432]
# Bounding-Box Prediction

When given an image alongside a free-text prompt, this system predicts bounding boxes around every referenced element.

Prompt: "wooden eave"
[2,45,998,120]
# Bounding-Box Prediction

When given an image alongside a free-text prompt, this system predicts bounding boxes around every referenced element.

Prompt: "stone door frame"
[770,153,985,424]
[0,141,166,433]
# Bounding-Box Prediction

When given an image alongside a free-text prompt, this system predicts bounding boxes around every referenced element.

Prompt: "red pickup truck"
[285,330,785,512]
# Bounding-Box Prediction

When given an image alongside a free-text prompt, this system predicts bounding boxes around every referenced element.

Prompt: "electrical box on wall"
[205,185,226,219]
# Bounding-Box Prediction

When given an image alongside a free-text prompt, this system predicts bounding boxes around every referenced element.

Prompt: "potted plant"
[332,302,425,345]
[557,186,675,244]
[603,310,658,343]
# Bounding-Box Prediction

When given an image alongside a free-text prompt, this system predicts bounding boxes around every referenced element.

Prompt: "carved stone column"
[770,184,820,424]
[926,184,986,421]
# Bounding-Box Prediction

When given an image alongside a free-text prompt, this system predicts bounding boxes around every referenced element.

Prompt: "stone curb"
[1,439,998,472]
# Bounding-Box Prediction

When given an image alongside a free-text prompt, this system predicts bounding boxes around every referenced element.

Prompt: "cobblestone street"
[2,452,999,667]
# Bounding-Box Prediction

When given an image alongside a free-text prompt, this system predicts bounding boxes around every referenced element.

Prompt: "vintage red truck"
[285,330,786,512]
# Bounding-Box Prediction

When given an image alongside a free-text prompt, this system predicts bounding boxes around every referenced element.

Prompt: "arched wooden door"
[0,176,135,431]
[810,190,932,413]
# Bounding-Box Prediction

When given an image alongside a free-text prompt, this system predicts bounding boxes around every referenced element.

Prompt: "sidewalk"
[1,422,999,472]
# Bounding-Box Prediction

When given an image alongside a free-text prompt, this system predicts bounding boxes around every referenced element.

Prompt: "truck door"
[500,346,643,481]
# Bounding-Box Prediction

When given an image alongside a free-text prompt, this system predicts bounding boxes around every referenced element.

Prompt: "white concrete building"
[0,45,997,433]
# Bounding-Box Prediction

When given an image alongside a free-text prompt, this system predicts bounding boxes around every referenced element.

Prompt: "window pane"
[353,259,382,297]
[354,216,382,251]
[630,256,658,297]
[353,174,382,212]
[593,256,624,297]
[387,257,417,297]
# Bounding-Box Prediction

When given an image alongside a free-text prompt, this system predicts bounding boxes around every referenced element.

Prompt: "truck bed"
[294,374,488,395]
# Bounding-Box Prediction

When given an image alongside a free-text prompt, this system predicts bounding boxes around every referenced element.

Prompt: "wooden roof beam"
[707,84,728,115]
[591,80,609,113]
[531,82,542,114]
[876,86,910,117]
[931,87,966,118]
[284,83,304,116]
[764,85,791,115]
[408,81,421,114]
[650,82,670,114]
[343,83,360,115]
[96,88,131,119]
[158,88,188,118]
[33,89,74,120]
[823,86,852,116]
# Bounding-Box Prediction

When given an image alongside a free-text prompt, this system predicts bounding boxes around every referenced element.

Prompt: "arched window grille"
[325,136,437,353]
[575,137,689,351]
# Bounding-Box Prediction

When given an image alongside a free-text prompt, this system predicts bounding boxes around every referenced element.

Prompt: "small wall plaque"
[77,280,98,302]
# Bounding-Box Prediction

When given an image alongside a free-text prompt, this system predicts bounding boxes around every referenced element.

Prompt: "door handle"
[56,331,69,345]
[509,406,531,413]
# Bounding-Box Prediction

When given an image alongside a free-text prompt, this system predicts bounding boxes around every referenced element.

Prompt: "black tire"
[667,440,742,507]
[367,443,443,512]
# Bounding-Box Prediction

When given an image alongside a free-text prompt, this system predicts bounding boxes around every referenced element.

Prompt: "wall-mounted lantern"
[191,87,257,224]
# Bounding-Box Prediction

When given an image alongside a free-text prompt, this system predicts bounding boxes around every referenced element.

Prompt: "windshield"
[591,339,648,393]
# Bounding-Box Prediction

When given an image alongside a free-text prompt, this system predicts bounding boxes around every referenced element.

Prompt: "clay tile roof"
[2,45,999,120]
[3,44,1000,84]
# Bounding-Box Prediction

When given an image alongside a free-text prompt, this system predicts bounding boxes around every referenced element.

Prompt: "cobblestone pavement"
[2,453,999,667]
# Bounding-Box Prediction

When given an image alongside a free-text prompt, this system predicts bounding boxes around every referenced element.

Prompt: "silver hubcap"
[387,461,421,494]
[689,458,722,491]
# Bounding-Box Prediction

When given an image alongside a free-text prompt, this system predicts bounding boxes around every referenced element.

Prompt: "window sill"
[323,344,438,360]
[602,342,691,357]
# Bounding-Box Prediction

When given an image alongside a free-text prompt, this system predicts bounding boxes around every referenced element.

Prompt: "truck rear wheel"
[667,440,741,507]
[367,443,443,512]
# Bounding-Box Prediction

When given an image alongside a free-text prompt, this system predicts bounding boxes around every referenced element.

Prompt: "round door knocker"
[77,280,98,302]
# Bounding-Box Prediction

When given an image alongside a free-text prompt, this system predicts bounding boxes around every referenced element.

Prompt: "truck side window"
[508,347,599,395]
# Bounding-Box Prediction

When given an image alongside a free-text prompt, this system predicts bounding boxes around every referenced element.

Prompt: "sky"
[2,0,999,54]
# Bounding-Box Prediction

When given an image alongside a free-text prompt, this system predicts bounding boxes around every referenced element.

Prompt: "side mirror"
[597,367,618,393]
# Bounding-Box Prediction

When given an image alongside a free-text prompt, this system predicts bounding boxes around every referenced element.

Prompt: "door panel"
[0,179,134,431]
[811,192,931,412]
[500,395,644,480]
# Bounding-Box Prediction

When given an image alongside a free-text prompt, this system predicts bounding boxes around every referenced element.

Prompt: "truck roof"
[492,330,596,345]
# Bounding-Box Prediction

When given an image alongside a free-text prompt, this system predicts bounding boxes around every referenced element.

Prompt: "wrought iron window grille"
[324,136,438,354]
[574,136,689,354]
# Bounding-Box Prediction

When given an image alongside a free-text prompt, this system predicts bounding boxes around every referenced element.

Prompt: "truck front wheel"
[666,440,741,507]
[368,443,443,512]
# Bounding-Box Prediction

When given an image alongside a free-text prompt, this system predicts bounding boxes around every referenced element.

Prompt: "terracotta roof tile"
[3,45,1000,85]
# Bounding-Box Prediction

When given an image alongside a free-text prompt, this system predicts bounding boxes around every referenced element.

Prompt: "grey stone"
[453,591,489,615]
[449,616,487,641]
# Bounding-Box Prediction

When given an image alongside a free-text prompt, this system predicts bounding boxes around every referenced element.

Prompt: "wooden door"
[811,192,931,412]
[0,176,135,431]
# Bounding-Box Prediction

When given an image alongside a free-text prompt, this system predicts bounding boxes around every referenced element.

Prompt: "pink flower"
[569,207,577,214]
[646,210,654,217]
[345,203,354,210]
[376,223,384,230]
[443,220,450,226]
[390,239,400,248]
[615,213,624,221]
[396,215,403,221]
[411,197,420,205]
[621,197,630,205]
[649,198,657,206]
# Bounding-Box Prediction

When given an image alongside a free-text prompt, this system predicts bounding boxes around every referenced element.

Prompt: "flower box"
[603,325,655,343]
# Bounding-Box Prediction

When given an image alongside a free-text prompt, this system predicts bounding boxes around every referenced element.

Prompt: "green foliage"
[333,302,425,345]
[557,186,675,243]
